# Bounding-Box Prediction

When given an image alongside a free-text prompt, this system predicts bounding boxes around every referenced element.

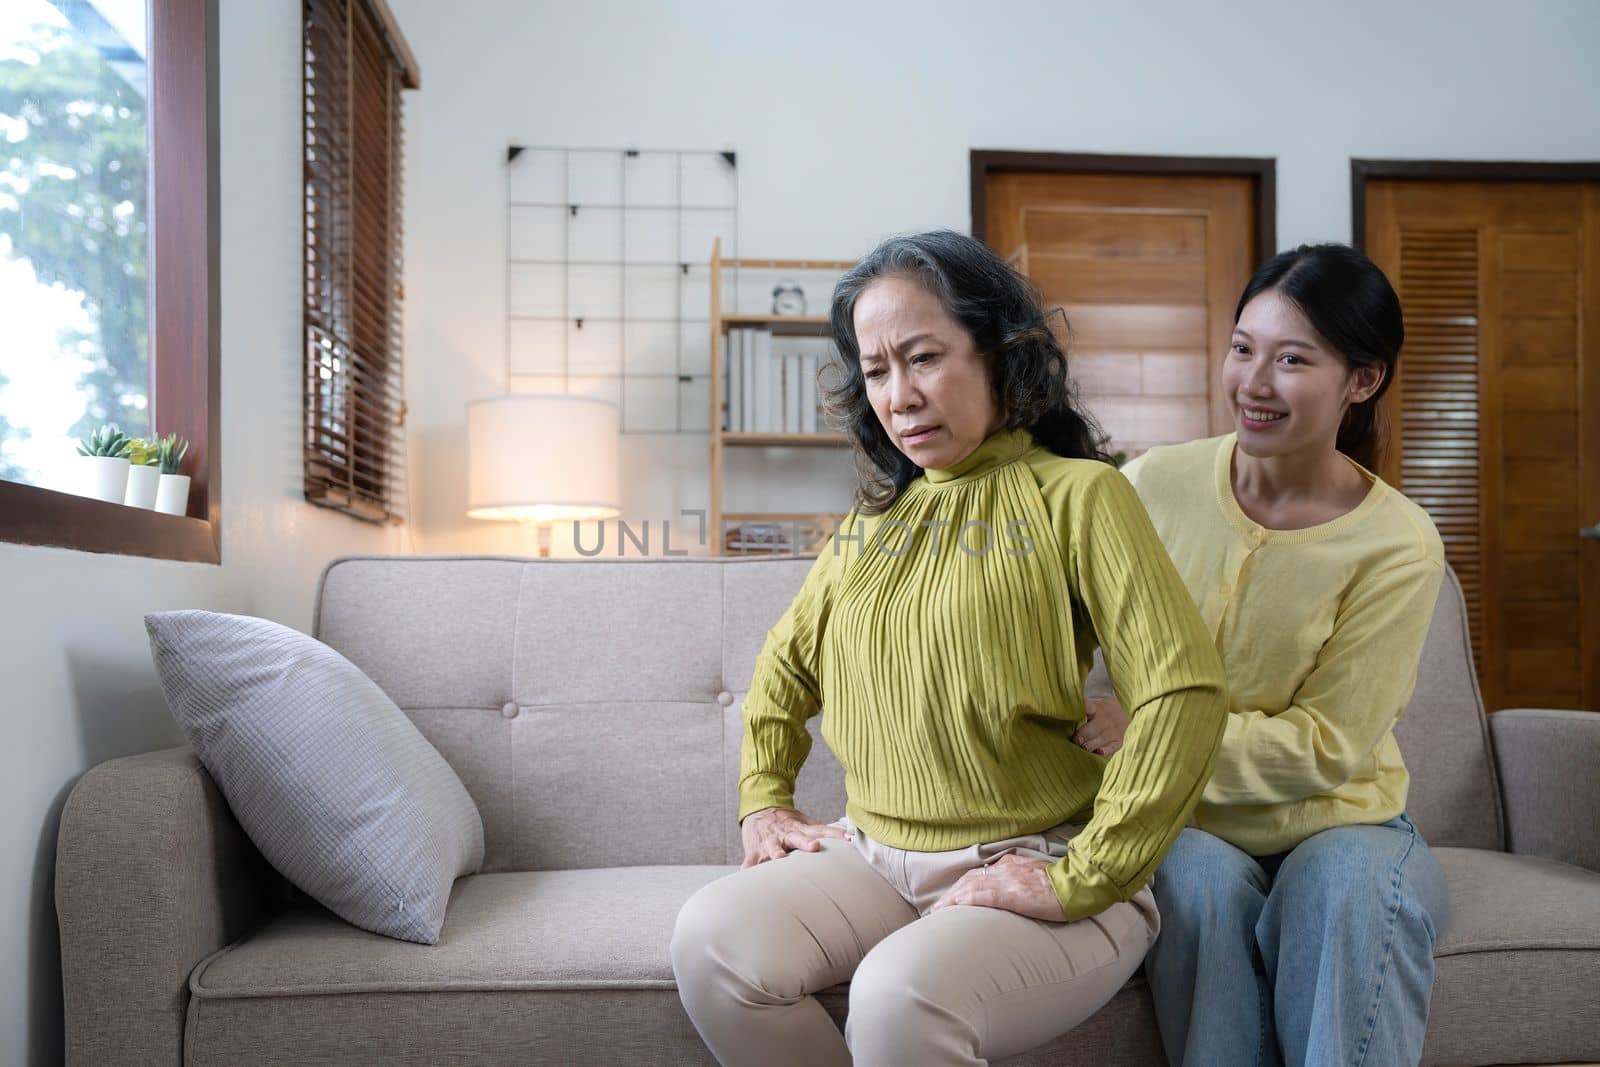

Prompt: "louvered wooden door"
[1366,180,1600,712]
[986,173,1256,457]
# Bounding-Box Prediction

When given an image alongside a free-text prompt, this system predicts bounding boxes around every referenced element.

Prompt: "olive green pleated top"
[738,426,1229,921]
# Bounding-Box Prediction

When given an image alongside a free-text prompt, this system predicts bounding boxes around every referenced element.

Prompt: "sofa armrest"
[1491,708,1600,873]
[56,746,282,1066]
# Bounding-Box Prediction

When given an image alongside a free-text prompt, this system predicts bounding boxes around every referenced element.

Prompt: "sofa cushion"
[315,557,525,709]
[187,851,1600,1066]
[313,556,820,873]
[191,867,728,995]
[1423,847,1600,1066]
[512,561,726,706]
[145,610,484,944]
[184,866,1168,1067]
[404,698,734,874]
[185,867,743,1067]
[184,851,1600,1067]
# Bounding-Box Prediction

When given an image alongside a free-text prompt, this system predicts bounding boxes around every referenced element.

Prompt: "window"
[0,0,149,488]
[301,0,417,524]
[0,0,217,562]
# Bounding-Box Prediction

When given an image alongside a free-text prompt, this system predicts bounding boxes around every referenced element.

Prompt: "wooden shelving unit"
[720,313,830,329]
[721,431,849,448]
[709,238,854,554]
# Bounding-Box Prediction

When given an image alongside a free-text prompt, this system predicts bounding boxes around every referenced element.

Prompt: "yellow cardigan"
[738,427,1228,921]
[1122,434,1446,856]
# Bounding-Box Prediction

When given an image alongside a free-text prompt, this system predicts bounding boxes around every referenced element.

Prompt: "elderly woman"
[670,230,1229,1067]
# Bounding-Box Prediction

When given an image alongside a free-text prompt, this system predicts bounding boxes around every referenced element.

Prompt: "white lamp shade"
[466,395,621,521]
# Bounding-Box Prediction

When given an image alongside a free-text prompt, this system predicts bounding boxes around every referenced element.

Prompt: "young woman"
[1072,243,1451,1066]
[670,230,1229,1066]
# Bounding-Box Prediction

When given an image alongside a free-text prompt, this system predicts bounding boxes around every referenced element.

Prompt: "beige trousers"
[670,815,1160,1067]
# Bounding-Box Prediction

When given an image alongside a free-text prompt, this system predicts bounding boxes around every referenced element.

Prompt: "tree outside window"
[0,0,149,490]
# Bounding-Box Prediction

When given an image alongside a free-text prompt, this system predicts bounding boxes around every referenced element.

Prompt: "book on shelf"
[723,330,838,435]
[776,354,789,433]
[722,329,733,431]
[772,332,785,433]
[806,354,817,430]
[753,330,773,432]
[726,329,743,431]
[785,354,802,432]
[740,330,755,434]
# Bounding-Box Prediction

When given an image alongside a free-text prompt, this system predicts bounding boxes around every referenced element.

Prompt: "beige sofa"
[57,555,1600,1065]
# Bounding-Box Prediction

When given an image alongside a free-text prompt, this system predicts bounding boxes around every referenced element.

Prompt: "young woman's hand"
[739,806,849,868]
[928,854,1067,921]
[1072,697,1129,757]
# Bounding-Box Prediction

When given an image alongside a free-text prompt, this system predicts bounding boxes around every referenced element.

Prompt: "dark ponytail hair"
[1236,243,1403,472]
[826,230,1110,514]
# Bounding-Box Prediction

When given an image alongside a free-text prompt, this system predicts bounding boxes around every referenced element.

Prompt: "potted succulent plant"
[153,433,191,516]
[76,425,133,503]
[123,437,162,509]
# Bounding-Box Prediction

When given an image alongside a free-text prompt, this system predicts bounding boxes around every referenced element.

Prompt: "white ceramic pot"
[124,464,161,509]
[154,472,191,516]
[82,455,131,504]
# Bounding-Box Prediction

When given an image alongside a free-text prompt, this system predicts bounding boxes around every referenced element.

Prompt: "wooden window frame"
[0,0,220,563]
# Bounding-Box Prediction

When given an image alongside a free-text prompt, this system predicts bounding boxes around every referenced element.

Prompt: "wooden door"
[1366,180,1600,712]
[985,172,1257,457]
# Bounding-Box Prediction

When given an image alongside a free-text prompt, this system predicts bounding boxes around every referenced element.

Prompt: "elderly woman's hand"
[928,854,1067,921]
[1072,697,1129,757]
[740,806,849,868]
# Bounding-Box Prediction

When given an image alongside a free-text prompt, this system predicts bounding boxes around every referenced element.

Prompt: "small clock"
[771,282,807,316]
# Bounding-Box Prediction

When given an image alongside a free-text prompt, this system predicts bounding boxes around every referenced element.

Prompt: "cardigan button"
[716,691,734,707]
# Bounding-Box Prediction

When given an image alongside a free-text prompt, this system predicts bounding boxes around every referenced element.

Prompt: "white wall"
[2,3,403,1062]
[393,0,1600,558]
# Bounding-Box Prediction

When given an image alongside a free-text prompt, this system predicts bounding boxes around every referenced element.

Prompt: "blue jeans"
[1144,814,1449,1067]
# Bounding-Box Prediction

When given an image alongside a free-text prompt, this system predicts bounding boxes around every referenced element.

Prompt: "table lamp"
[466,394,621,557]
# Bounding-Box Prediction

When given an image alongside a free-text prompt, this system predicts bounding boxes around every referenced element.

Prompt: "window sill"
[0,480,219,564]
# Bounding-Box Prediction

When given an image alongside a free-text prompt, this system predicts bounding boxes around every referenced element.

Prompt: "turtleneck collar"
[921,427,1037,486]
